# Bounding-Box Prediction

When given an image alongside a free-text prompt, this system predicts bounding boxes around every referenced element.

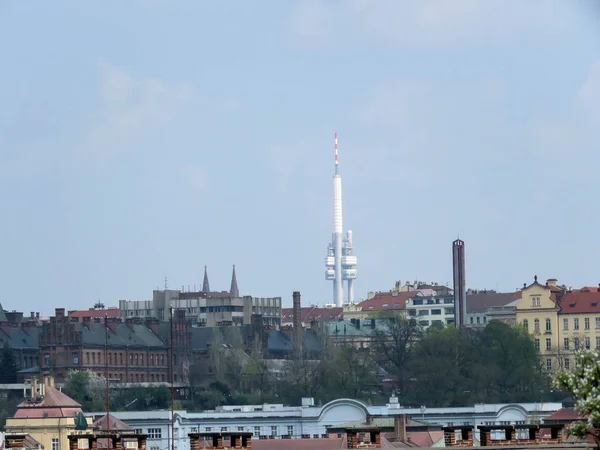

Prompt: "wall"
[515,282,560,371]
[5,417,85,450]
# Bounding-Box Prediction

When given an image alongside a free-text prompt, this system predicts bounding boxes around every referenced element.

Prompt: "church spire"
[202,266,210,292]
[230,264,239,297]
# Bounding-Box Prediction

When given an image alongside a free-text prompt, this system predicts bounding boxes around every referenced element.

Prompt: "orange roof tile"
[560,288,600,314]
[357,291,419,312]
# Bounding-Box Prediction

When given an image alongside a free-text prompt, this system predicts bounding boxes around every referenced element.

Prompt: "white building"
[86,398,561,450]
[405,294,456,328]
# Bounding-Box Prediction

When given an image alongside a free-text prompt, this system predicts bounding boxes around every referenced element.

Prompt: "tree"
[370,312,423,399]
[555,350,600,449]
[0,343,17,384]
[409,326,479,406]
[479,320,546,401]
[324,346,379,402]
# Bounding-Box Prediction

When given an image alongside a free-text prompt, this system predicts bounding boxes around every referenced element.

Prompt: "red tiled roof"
[560,288,600,314]
[357,291,418,312]
[544,407,582,422]
[69,309,120,320]
[14,386,82,418]
[281,307,343,323]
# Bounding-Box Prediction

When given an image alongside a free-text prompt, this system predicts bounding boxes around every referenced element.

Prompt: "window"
[574,318,580,330]
[287,425,294,436]
[431,309,441,315]
[575,337,580,350]
[564,338,569,350]
[534,339,540,350]
[476,317,481,324]
[237,427,244,432]
[596,336,600,349]
[44,353,50,366]
[532,296,541,307]
[523,319,529,330]
[413,299,423,306]
[271,426,278,436]
[596,317,600,329]
[52,439,59,450]
[470,317,474,324]
[147,429,162,439]
[205,427,212,432]
[545,338,551,351]
[564,358,570,370]
[221,427,228,432]
[585,318,590,330]
[73,353,79,365]
[254,427,260,437]
[545,318,551,332]
[134,429,143,435]
[586,337,591,349]
[564,318,569,330]
[546,358,552,371]
[534,319,540,332]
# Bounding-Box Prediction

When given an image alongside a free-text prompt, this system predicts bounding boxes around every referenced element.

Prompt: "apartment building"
[406,294,456,328]
[515,276,600,372]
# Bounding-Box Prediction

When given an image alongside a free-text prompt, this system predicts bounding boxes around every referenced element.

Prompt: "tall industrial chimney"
[452,239,467,326]
[293,291,302,358]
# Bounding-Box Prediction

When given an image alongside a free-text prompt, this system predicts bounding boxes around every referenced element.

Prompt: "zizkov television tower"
[325,133,357,307]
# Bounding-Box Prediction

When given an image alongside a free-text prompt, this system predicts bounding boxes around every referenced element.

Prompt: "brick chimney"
[293,291,302,357]
[145,318,160,335]
[125,318,136,331]
[55,308,65,319]
[106,317,119,333]
[395,415,407,442]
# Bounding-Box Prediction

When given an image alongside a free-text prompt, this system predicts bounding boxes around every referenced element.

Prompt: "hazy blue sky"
[1,1,599,314]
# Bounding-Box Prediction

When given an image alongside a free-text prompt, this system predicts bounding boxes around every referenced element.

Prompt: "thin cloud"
[286,0,576,49]
[81,62,197,164]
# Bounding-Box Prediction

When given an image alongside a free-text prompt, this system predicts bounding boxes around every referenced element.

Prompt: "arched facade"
[318,398,369,426]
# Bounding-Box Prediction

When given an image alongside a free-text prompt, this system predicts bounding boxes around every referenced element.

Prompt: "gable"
[516,284,556,311]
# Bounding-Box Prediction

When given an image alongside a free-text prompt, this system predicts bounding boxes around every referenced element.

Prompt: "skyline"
[0,1,599,314]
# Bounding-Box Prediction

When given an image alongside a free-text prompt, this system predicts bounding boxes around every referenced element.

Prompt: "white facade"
[405,295,456,329]
[86,398,561,450]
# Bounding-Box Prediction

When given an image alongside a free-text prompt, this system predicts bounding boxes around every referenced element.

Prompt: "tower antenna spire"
[334,132,339,175]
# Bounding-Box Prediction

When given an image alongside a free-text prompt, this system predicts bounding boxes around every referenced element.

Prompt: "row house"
[39,308,171,383]
[515,276,600,372]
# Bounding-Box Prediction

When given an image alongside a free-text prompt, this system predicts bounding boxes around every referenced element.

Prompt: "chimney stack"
[293,291,302,358]
[395,414,407,442]
[31,377,38,399]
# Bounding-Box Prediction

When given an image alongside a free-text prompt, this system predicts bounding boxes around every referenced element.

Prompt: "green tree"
[555,350,600,449]
[370,312,423,400]
[0,343,17,384]
[324,346,379,402]
[479,320,546,401]
[409,325,479,406]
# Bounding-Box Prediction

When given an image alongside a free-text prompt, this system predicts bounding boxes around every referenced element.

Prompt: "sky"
[0,1,599,315]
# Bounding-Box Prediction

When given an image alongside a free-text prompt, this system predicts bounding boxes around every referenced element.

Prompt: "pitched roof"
[357,291,419,312]
[93,413,134,433]
[559,288,600,314]
[14,386,82,418]
[466,292,521,313]
[544,407,582,422]
[250,438,344,449]
[77,321,165,349]
[281,307,343,323]
[0,326,40,350]
[230,265,240,297]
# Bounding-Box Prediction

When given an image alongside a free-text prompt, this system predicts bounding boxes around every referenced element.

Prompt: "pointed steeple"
[202,266,210,292]
[230,264,239,297]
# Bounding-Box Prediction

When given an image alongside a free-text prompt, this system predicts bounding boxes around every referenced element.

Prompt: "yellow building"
[516,276,600,373]
[5,376,92,450]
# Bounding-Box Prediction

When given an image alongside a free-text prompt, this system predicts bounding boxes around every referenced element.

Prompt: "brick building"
[39,308,171,384]
[0,306,42,381]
